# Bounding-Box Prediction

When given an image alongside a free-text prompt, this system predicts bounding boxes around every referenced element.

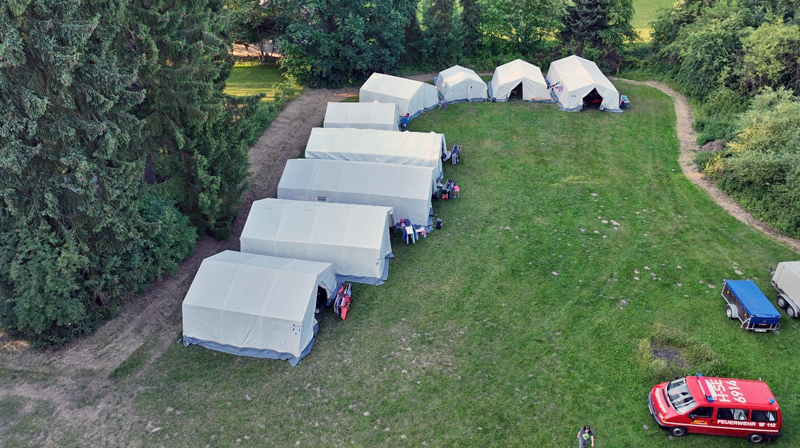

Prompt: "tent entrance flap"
[583,88,603,109]
[509,83,523,100]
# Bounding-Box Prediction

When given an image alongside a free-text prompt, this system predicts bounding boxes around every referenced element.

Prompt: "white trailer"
[771,261,800,318]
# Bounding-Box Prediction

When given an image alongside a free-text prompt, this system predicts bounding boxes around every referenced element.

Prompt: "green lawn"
[4,82,799,447]
[633,0,677,39]
[125,82,799,447]
[224,63,287,101]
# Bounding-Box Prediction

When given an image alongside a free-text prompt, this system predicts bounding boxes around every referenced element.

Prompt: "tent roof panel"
[242,199,393,250]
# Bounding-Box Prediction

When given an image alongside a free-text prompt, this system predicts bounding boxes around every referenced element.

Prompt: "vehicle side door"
[687,406,715,434]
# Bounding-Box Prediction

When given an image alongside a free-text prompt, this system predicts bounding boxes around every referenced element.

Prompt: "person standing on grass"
[577,425,594,448]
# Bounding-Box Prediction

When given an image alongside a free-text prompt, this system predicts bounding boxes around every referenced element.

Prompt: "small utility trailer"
[721,279,781,332]
[771,261,800,318]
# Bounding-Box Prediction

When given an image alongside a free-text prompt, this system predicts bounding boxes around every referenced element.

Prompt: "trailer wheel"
[726,304,738,319]
[788,307,797,318]
[747,433,765,443]
[669,426,687,437]
[777,296,787,308]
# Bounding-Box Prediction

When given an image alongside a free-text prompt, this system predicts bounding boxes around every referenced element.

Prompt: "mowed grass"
[633,0,677,39]
[224,63,286,101]
[114,82,800,447]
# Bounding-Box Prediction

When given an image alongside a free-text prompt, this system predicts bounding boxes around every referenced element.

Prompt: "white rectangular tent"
[241,199,394,285]
[182,250,337,366]
[323,102,400,131]
[489,59,551,102]
[278,159,437,230]
[435,65,487,103]
[359,73,439,119]
[305,127,446,182]
[546,55,621,112]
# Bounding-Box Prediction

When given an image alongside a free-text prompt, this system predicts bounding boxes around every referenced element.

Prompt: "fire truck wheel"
[669,426,687,437]
[777,296,787,308]
[747,433,765,443]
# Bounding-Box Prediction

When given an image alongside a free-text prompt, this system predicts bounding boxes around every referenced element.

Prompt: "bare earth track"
[0,79,797,445]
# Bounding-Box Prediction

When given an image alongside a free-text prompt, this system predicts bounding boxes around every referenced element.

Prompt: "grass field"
[224,63,287,101]
[102,82,799,447]
[632,0,677,39]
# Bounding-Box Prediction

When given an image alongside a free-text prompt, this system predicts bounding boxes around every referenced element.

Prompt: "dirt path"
[1,77,798,445]
[620,79,800,253]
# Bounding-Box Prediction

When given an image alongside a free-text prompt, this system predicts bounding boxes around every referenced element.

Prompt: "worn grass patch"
[637,324,728,381]
[110,340,156,380]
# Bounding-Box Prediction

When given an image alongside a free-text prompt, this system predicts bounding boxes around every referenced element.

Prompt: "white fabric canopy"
[435,65,487,103]
[359,73,439,118]
[305,127,446,182]
[489,59,550,102]
[278,159,436,230]
[241,199,394,285]
[546,55,621,112]
[182,250,337,366]
[323,102,400,131]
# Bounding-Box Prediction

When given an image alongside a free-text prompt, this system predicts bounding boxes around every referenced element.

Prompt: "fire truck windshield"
[667,377,698,414]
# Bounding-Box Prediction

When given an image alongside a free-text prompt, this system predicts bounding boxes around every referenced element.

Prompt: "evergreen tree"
[562,0,611,48]
[461,0,482,55]
[0,0,150,343]
[127,0,261,238]
[430,0,455,39]
[420,0,463,64]
[560,0,636,70]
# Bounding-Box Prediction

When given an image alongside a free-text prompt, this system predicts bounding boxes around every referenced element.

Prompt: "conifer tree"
[127,0,261,238]
[562,0,611,48]
[461,0,482,55]
[0,0,150,343]
[560,0,636,70]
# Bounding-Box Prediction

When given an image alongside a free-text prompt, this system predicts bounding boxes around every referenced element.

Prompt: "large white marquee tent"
[278,159,437,230]
[359,73,439,118]
[488,59,550,102]
[305,127,446,182]
[435,65,487,103]
[182,250,337,366]
[546,55,621,112]
[323,102,400,131]
[240,199,394,285]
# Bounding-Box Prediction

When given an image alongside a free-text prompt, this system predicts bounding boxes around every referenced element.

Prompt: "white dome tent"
[435,65,487,103]
[359,73,439,118]
[181,251,337,366]
[488,59,551,102]
[546,55,621,112]
[240,199,394,285]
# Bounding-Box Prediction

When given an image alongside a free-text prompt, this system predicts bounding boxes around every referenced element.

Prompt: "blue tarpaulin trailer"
[721,280,781,332]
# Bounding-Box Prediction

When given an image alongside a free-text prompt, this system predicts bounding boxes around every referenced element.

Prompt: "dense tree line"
[1,0,262,345]
[649,0,800,237]
[244,0,637,86]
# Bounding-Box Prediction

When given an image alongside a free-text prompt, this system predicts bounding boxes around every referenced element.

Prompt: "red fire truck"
[648,374,781,443]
